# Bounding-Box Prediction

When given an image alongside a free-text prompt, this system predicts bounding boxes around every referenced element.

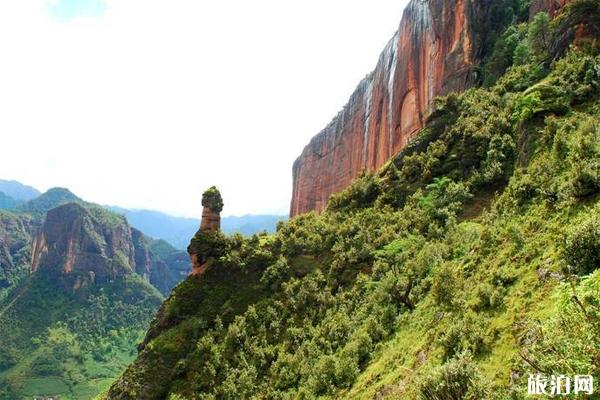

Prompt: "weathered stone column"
[188,186,223,275]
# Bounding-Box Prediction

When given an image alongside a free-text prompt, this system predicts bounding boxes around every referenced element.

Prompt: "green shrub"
[483,25,526,86]
[260,256,292,290]
[187,231,229,262]
[327,172,381,212]
[438,314,488,361]
[563,117,600,198]
[418,352,489,400]
[564,214,600,275]
[431,263,461,308]
[528,12,552,61]
[471,282,506,311]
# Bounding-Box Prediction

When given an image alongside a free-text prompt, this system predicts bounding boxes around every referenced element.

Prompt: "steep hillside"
[104,3,600,398]
[0,210,39,294]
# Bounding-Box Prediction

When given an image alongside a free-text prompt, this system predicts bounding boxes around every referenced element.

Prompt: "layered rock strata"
[290,0,572,216]
[188,187,223,275]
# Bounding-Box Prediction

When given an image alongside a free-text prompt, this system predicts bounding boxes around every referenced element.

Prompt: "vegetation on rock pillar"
[201,186,224,213]
[188,186,227,272]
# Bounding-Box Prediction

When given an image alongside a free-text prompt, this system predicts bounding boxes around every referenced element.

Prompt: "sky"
[0,0,409,217]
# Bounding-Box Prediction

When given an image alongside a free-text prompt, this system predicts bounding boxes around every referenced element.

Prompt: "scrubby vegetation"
[105,6,600,398]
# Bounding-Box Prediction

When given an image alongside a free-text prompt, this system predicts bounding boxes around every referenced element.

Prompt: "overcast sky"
[0,0,408,217]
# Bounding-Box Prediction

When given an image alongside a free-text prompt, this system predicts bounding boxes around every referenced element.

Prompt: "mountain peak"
[22,187,83,213]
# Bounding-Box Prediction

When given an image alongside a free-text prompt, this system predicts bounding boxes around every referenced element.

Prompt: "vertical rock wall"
[291,0,494,216]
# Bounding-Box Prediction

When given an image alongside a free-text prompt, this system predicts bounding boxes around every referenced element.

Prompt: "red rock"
[200,206,221,233]
[529,0,570,18]
[290,0,481,216]
[189,187,223,275]
[31,203,136,288]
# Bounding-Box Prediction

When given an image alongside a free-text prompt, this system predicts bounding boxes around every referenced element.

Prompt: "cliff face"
[291,0,486,216]
[31,203,136,288]
[30,203,186,293]
[291,0,567,216]
[132,227,189,294]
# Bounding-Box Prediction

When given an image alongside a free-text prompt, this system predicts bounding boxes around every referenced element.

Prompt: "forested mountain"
[0,193,189,399]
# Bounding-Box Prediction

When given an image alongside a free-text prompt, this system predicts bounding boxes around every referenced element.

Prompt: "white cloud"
[0,0,408,217]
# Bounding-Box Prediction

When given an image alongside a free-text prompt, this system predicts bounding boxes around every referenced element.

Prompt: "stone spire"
[188,186,224,275]
[200,186,223,233]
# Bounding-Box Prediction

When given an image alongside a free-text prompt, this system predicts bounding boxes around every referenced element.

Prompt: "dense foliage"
[105,9,600,398]
[202,187,224,213]
[0,273,163,400]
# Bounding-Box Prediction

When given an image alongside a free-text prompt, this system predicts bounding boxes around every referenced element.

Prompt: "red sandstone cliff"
[30,203,187,293]
[290,0,483,216]
[290,0,569,216]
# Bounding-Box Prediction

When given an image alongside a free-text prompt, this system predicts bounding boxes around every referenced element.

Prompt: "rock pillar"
[188,186,223,275]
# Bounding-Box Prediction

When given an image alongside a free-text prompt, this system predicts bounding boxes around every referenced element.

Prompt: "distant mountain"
[221,214,288,236]
[20,187,84,213]
[108,207,199,250]
[110,207,287,250]
[0,192,22,210]
[0,179,40,202]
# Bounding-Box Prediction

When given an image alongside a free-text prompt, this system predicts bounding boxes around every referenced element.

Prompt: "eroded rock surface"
[188,187,224,275]
[290,0,568,216]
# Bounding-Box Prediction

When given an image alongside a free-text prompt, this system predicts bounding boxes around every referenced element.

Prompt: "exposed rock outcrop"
[132,227,153,281]
[188,187,224,275]
[30,203,186,293]
[31,203,136,289]
[290,0,562,216]
[199,186,223,233]
[290,0,487,216]
[132,228,190,294]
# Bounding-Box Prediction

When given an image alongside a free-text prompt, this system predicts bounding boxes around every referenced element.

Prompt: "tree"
[529,12,552,60]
